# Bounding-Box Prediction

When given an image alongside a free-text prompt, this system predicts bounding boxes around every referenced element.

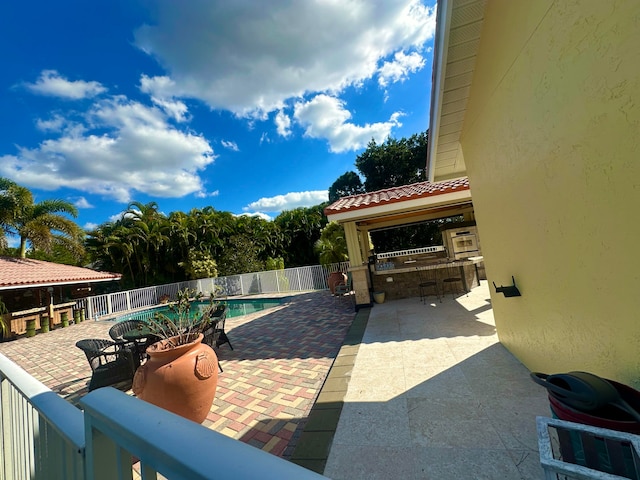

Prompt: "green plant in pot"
[132,288,221,424]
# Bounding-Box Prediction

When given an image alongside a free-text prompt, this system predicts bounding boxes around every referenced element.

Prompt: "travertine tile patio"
[322,281,550,480]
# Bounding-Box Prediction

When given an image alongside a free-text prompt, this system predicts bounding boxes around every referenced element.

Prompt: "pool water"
[114,298,283,323]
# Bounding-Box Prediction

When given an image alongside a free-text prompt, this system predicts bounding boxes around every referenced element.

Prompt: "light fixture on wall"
[493,276,521,297]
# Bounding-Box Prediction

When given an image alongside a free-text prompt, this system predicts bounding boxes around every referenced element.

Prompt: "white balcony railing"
[0,354,326,480]
[0,353,85,480]
[375,245,445,259]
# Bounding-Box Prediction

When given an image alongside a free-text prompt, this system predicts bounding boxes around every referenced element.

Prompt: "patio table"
[123,326,161,365]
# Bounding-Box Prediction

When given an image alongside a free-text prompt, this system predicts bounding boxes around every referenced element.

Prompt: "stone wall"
[372,263,482,302]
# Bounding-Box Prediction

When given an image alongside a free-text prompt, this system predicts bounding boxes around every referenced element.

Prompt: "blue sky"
[0,0,436,238]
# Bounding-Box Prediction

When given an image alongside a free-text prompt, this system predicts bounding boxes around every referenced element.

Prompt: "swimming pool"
[113,298,284,323]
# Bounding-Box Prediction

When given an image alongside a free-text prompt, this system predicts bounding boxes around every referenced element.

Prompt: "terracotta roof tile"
[0,257,121,290]
[324,177,470,215]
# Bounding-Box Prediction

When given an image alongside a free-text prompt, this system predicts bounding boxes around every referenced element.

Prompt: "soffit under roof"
[428,0,487,181]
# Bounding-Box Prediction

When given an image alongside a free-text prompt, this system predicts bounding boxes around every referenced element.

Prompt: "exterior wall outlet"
[386,277,394,282]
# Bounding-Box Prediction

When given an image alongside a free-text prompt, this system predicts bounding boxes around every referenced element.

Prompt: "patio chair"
[202,318,224,373]
[108,319,153,365]
[334,273,354,306]
[212,304,233,350]
[76,339,137,391]
[108,319,145,343]
[417,267,440,303]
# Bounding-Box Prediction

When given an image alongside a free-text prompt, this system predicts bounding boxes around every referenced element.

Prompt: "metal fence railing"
[82,262,351,320]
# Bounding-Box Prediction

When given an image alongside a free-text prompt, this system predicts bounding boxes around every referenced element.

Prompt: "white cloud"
[294,95,402,153]
[236,212,272,221]
[195,189,219,198]
[139,75,189,122]
[244,190,328,213]
[221,140,239,151]
[378,51,426,87]
[84,222,99,231]
[133,1,436,117]
[275,110,291,137]
[24,70,107,99]
[0,94,215,203]
[36,115,67,132]
[74,197,93,208]
[108,212,127,223]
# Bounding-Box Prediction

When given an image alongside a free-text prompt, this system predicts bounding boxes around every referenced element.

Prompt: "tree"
[0,177,84,259]
[217,235,263,276]
[179,249,218,280]
[328,171,365,203]
[314,222,348,265]
[355,131,428,191]
[274,204,328,267]
[336,130,434,252]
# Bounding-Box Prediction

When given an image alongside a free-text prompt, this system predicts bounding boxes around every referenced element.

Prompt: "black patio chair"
[202,317,224,373]
[108,319,145,343]
[76,339,137,391]
[212,304,233,350]
[108,319,155,365]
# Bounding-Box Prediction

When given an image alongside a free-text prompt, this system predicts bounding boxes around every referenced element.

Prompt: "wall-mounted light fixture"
[493,276,521,297]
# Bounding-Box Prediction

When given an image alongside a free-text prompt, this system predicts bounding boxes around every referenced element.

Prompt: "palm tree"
[0,177,83,259]
[314,222,348,266]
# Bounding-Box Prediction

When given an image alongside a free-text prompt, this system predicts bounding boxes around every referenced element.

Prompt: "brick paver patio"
[0,291,355,459]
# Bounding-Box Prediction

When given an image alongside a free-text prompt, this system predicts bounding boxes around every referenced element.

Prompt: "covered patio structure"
[0,257,121,337]
[324,177,480,309]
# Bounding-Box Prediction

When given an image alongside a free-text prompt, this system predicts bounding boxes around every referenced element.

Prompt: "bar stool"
[417,267,440,303]
[441,263,465,298]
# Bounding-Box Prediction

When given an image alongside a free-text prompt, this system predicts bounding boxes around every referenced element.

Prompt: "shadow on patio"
[291,282,551,479]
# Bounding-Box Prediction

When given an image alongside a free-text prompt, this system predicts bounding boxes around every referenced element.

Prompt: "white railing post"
[106,295,112,315]
[86,299,93,321]
[1,378,14,479]
[0,354,85,480]
[125,292,131,311]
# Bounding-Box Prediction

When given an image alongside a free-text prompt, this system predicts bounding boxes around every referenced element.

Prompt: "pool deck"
[0,290,355,458]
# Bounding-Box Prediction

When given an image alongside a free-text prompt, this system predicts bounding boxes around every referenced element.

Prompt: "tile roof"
[0,257,121,290]
[324,177,470,215]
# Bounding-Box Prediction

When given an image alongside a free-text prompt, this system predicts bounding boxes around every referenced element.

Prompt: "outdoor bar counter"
[5,301,77,337]
[371,250,484,302]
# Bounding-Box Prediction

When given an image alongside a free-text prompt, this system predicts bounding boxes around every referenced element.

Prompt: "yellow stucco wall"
[460,0,640,385]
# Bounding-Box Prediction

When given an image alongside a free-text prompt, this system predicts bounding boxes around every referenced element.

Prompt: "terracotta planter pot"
[132,333,218,424]
[328,271,347,294]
